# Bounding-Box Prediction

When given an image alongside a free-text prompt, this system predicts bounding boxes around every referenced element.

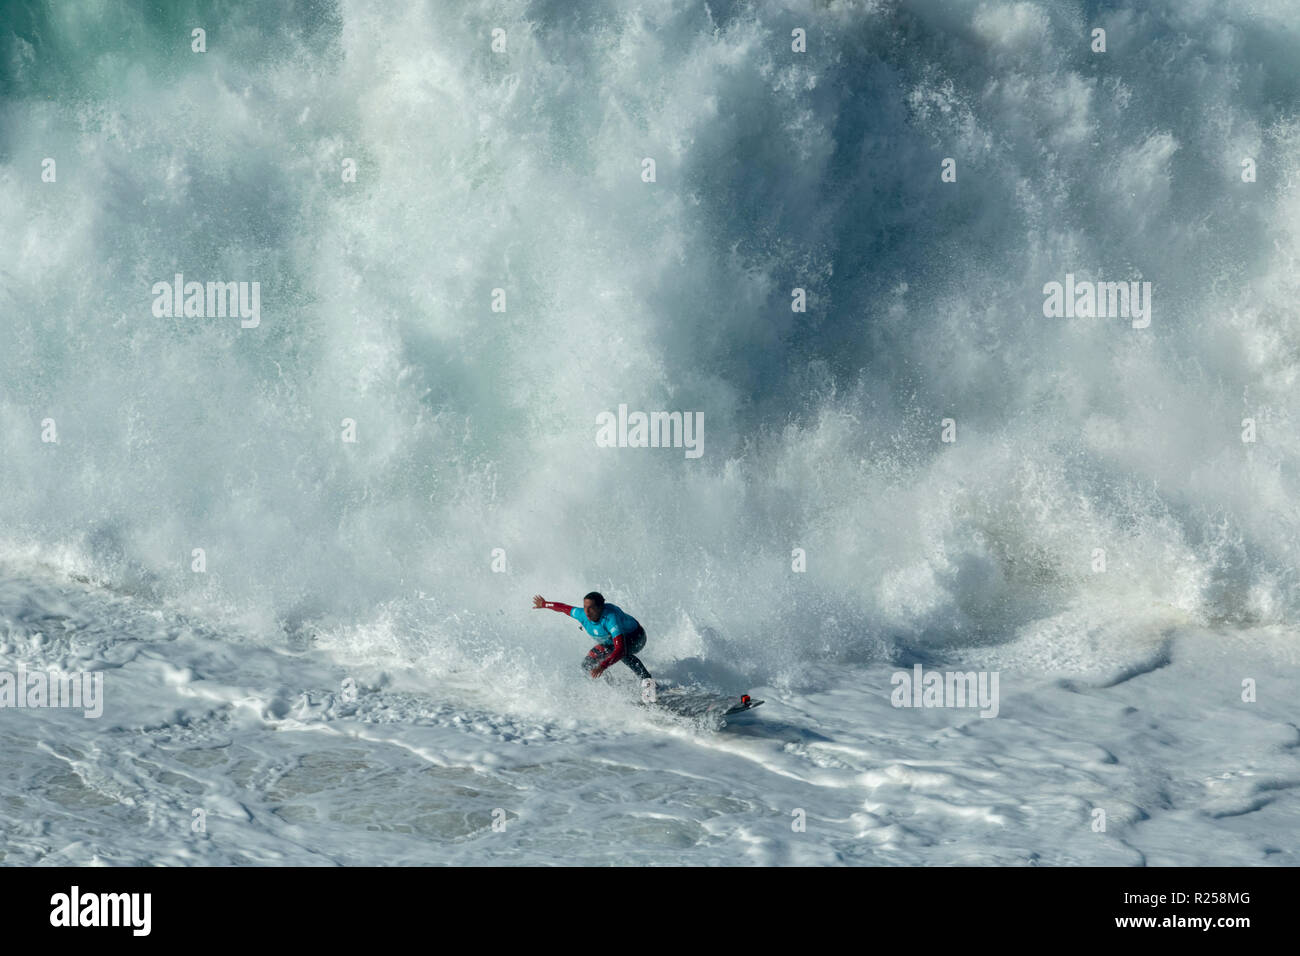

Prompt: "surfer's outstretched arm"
[532,595,575,614]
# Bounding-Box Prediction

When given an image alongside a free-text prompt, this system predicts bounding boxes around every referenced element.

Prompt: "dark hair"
[583,591,605,607]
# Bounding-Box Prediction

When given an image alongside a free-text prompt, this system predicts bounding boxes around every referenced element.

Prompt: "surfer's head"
[583,591,605,621]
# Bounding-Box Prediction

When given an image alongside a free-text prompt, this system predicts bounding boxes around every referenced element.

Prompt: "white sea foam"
[1,0,1298,863]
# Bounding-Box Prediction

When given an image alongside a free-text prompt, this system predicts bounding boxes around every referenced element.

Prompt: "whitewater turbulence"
[1,0,1298,866]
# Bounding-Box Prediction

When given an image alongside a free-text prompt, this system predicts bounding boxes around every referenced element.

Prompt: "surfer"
[532,592,653,681]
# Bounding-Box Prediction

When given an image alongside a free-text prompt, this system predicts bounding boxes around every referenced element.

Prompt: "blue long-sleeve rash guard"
[570,603,640,647]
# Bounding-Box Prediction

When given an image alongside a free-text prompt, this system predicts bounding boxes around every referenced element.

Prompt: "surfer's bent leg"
[582,628,651,680]
[581,644,607,675]
[585,633,629,678]
[621,626,652,680]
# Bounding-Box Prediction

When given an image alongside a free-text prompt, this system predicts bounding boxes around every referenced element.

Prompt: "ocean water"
[1,0,1298,865]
